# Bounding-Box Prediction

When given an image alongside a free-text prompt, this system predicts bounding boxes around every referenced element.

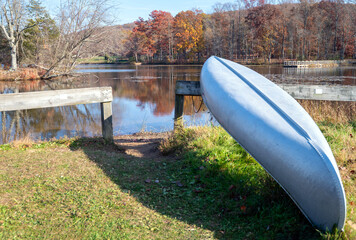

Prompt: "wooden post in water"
[174,81,201,129]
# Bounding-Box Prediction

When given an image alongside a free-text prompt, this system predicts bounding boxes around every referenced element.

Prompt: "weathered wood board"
[175,81,201,96]
[175,81,355,102]
[0,87,113,142]
[0,87,113,112]
[278,84,355,102]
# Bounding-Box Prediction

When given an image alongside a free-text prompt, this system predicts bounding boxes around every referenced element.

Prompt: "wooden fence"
[0,87,113,142]
[174,81,356,127]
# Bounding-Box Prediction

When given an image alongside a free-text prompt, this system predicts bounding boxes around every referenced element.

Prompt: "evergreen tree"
[21,0,59,65]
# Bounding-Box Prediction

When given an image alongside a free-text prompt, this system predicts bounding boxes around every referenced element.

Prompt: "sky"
[43,0,235,25]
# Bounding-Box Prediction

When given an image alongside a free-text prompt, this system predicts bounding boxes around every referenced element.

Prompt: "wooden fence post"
[174,94,184,129]
[101,101,113,142]
[174,81,201,130]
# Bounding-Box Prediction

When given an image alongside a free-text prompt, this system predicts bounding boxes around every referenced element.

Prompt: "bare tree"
[42,0,114,78]
[0,0,26,70]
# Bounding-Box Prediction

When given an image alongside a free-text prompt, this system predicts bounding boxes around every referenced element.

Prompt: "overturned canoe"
[200,56,346,231]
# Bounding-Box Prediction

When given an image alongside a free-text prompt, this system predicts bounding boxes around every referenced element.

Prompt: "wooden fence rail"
[174,81,356,128]
[0,87,113,142]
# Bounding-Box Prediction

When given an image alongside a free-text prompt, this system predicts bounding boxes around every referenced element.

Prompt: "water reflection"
[0,64,355,144]
[251,65,356,85]
[0,65,207,144]
[1,105,101,143]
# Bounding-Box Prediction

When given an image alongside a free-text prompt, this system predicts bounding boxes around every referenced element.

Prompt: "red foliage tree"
[246,4,282,62]
[148,10,174,62]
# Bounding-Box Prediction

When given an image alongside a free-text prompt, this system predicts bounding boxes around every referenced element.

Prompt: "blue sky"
[43,0,235,24]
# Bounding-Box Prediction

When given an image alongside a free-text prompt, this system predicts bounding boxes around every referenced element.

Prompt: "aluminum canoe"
[200,56,346,231]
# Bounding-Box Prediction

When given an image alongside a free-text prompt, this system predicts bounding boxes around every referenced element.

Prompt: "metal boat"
[200,56,346,231]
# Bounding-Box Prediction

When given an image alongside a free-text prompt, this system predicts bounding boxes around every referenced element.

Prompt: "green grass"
[0,122,354,239]
[78,56,129,64]
[78,56,108,64]
[161,123,355,239]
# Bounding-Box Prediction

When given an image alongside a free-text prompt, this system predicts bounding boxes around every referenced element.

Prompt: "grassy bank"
[0,122,355,239]
[78,56,129,64]
[0,68,44,81]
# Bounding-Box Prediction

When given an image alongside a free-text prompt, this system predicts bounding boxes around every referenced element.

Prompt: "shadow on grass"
[69,136,321,239]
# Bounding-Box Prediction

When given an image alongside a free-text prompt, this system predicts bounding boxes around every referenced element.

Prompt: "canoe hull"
[200,56,346,231]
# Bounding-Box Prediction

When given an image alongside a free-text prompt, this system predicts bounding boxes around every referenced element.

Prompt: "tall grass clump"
[299,100,355,124]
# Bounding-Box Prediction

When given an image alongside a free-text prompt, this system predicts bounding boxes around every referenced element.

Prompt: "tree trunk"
[10,43,17,71]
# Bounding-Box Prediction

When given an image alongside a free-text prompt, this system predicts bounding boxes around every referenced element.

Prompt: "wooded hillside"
[123,1,355,63]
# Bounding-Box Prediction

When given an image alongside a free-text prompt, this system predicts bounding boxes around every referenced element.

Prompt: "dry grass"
[299,100,355,124]
[10,133,36,148]
[0,68,43,80]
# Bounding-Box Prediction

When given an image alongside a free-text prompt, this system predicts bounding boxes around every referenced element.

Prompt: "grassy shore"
[0,121,355,239]
[78,56,129,64]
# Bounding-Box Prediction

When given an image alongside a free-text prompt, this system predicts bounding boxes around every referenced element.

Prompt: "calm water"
[1,64,355,144]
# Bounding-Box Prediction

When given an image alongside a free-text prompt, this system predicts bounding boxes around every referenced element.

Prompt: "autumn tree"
[148,10,174,62]
[297,0,315,60]
[174,10,205,62]
[125,30,151,62]
[243,0,265,9]
[246,4,282,62]
[206,3,230,58]
[124,17,153,62]
[316,0,355,59]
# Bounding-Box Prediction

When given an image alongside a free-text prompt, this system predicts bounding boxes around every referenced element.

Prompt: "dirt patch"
[114,132,171,159]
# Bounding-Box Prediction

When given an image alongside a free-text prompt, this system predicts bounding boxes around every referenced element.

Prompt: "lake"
[1,64,355,144]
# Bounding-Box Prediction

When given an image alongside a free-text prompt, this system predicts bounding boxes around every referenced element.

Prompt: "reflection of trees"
[97,65,202,116]
[0,65,204,143]
[183,96,207,116]
[1,104,101,144]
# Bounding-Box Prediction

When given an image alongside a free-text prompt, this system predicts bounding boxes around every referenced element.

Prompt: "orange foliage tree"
[174,10,205,62]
